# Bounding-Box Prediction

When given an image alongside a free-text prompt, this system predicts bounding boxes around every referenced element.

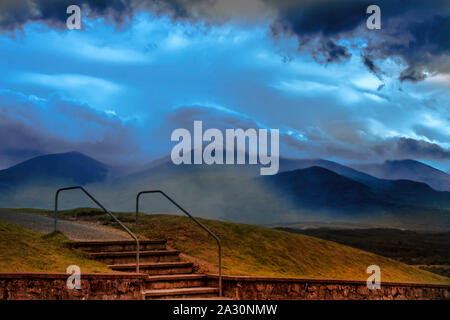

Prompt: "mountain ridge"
[351,159,450,191]
[0,152,449,230]
[0,151,108,188]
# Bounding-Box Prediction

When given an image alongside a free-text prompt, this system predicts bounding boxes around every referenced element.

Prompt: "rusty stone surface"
[1,273,449,300]
[0,273,146,300]
[206,275,450,300]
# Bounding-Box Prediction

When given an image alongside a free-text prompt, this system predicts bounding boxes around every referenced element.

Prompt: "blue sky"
[0,1,449,171]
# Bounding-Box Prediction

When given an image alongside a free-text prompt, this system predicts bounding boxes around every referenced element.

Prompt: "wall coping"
[2,272,448,289]
[0,272,147,279]
[206,274,450,289]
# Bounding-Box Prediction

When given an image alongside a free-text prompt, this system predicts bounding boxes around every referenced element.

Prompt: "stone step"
[109,262,194,275]
[73,240,167,252]
[88,250,180,264]
[146,274,207,290]
[144,287,219,299]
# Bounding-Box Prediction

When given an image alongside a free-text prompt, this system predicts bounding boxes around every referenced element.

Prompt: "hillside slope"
[118,212,449,284]
[6,209,449,284]
[0,218,110,273]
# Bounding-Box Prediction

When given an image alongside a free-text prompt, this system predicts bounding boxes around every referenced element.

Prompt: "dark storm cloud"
[0,90,140,168]
[369,137,450,161]
[268,0,450,81]
[315,40,351,63]
[0,0,198,31]
[396,138,450,160]
[0,0,124,30]
[398,68,427,83]
[171,104,449,159]
[155,105,450,166]
[362,55,380,75]
[270,0,368,37]
[283,122,450,162]
[364,11,450,82]
[1,1,449,81]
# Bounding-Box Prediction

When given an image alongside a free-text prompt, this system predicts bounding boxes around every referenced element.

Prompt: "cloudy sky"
[0,0,449,170]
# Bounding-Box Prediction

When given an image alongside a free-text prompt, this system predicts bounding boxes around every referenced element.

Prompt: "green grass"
[133,214,450,284]
[0,218,110,273]
[6,208,450,284]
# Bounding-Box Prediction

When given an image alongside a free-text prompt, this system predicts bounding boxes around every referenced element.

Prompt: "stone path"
[0,209,130,240]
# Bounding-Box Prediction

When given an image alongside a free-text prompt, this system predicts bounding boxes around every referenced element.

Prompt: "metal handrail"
[54,186,140,273]
[136,190,222,297]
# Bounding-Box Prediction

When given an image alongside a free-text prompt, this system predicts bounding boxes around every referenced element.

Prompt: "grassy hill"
[0,218,110,273]
[133,214,449,284]
[276,227,450,278]
[9,208,449,284]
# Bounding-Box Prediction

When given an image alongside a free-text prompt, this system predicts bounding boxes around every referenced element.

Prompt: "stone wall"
[206,276,450,300]
[1,273,449,300]
[0,273,146,300]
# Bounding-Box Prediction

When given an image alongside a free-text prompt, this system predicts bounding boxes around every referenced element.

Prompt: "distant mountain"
[278,158,449,206]
[261,166,385,214]
[351,160,450,191]
[262,165,450,212]
[279,158,379,184]
[0,151,449,230]
[114,154,450,227]
[111,155,450,226]
[0,152,108,189]
[119,152,262,182]
[126,155,374,183]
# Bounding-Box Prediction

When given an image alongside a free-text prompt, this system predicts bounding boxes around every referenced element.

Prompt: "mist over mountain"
[0,152,108,188]
[278,158,450,208]
[0,152,109,208]
[0,152,449,231]
[262,166,387,214]
[351,160,450,192]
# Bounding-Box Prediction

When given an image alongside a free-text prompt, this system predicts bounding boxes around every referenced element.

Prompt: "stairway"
[74,240,220,299]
